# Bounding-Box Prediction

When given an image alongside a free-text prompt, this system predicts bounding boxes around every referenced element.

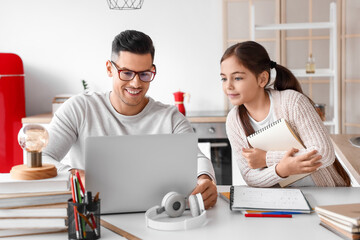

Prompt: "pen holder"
[67,198,101,240]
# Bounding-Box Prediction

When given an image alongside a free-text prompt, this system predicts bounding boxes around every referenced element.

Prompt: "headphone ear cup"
[162,192,186,218]
[189,194,202,217]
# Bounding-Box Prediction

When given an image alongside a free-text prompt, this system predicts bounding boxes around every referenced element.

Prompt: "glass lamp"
[10,124,57,180]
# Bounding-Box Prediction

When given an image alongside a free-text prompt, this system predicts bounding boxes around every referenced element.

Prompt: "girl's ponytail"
[273,64,303,93]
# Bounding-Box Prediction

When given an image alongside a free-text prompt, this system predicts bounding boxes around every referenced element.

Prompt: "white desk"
[331,134,360,186]
[4,186,360,240]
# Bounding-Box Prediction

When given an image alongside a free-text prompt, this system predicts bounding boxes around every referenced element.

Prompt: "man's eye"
[140,72,151,77]
[122,71,134,76]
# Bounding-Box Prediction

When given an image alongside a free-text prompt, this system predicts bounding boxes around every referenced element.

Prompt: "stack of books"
[0,171,71,238]
[315,203,360,240]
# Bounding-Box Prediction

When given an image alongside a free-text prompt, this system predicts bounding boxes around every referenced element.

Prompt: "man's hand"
[242,147,267,169]
[276,148,322,178]
[191,175,217,209]
[70,169,86,186]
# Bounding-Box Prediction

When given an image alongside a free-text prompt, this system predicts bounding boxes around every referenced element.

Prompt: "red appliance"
[173,91,190,116]
[0,53,26,173]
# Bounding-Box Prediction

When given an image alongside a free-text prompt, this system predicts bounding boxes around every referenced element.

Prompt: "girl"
[221,41,350,187]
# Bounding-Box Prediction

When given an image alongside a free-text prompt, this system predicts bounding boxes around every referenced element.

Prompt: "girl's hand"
[276,148,322,178]
[242,148,267,169]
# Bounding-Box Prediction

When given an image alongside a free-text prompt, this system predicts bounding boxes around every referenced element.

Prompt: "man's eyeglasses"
[110,61,156,82]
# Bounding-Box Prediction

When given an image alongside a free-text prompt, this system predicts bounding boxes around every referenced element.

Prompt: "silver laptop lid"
[85,133,198,214]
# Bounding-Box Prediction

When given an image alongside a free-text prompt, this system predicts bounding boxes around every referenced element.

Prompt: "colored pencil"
[245,213,292,218]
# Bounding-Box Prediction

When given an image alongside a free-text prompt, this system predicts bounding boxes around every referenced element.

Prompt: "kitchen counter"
[330,134,360,186]
[22,111,228,124]
[22,113,53,124]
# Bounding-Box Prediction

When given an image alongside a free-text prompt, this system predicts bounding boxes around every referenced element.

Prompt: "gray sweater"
[43,91,215,181]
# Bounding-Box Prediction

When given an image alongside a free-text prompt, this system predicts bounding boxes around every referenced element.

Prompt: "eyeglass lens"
[120,71,153,82]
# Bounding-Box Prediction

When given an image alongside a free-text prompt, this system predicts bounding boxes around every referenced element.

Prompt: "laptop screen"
[85,133,198,214]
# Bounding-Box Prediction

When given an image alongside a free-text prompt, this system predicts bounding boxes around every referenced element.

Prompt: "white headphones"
[145,192,207,231]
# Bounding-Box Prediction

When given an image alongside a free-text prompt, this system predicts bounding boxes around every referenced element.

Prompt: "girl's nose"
[225,80,233,90]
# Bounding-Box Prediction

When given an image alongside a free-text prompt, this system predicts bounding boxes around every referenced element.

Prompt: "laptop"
[85,133,198,214]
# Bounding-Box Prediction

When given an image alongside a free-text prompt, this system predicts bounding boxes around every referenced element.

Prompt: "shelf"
[255,22,333,31]
[251,2,339,133]
[291,69,335,78]
[324,120,335,126]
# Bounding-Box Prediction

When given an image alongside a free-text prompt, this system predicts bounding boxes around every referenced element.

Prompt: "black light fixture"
[107,0,144,10]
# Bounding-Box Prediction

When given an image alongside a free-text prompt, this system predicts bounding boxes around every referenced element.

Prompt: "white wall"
[0,0,224,116]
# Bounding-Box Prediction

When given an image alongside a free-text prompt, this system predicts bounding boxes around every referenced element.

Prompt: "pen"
[245,213,292,218]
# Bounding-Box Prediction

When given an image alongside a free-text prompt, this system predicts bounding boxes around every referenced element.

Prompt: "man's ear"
[106,60,113,77]
[258,71,269,88]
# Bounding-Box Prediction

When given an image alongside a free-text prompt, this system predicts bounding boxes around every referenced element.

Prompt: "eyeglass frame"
[110,60,156,82]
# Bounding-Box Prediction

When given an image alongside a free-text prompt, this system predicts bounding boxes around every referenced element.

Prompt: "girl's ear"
[106,60,113,77]
[258,71,269,88]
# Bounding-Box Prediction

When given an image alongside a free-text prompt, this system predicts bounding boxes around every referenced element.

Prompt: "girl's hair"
[221,41,350,186]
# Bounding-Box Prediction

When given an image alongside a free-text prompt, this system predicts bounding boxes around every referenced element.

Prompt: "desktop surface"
[4,186,360,240]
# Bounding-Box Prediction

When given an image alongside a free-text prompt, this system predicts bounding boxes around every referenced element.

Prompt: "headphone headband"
[145,193,207,231]
[145,205,207,230]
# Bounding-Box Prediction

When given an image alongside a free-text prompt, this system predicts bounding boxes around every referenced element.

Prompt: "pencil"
[89,213,99,236]
[70,176,81,239]
[74,176,86,238]
[75,170,85,197]
[245,213,292,218]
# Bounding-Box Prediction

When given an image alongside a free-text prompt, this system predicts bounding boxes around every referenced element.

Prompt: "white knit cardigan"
[226,89,347,187]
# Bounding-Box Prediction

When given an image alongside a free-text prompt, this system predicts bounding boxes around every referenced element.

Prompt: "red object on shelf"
[173,91,186,116]
[0,53,26,173]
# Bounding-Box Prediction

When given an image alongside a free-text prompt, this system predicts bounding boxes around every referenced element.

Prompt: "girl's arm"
[226,111,284,187]
[265,94,335,169]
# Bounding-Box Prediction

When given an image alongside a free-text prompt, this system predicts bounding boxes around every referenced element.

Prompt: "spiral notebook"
[230,186,312,213]
[247,118,309,187]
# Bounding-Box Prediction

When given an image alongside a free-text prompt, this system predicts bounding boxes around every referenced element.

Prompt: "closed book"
[320,219,360,240]
[246,118,309,187]
[0,171,70,194]
[0,208,67,219]
[0,191,71,209]
[230,186,312,213]
[318,214,360,233]
[0,218,67,229]
[315,203,360,226]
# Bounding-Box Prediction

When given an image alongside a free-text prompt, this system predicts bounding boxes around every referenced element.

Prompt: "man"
[43,30,217,209]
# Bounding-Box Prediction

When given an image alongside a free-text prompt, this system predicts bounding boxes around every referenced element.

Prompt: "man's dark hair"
[111,30,155,62]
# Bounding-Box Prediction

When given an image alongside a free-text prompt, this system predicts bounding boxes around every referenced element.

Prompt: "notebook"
[85,133,198,214]
[315,203,360,226]
[320,220,360,240]
[318,214,360,233]
[229,186,312,213]
[0,191,71,209]
[247,118,309,187]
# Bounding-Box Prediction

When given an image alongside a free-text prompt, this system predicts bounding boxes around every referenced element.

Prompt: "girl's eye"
[221,77,227,82]
[234,77,242,81]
